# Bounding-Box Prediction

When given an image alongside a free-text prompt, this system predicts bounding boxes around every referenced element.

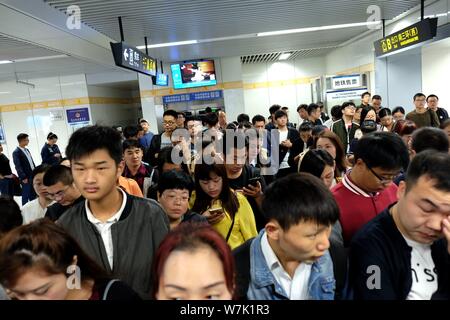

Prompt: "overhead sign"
[374,18,438,57]
[163,90,223,104]
[331,74,361,90]
[110,42,156,76]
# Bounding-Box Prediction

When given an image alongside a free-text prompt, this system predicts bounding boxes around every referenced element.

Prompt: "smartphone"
[247,176,261,187]
[208,207,223,215]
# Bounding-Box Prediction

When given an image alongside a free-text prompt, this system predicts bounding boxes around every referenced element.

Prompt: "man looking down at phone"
[222,132,267,231]
[191,163,257,249]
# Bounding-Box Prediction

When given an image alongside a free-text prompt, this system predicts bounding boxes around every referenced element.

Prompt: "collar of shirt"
[124,163,147,178]
[260,231,284,273]
[85,188,127,224]
[342,173,375,198]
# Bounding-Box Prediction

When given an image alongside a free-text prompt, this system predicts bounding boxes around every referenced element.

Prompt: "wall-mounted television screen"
[152,73,169,86]
[171,59,216,89]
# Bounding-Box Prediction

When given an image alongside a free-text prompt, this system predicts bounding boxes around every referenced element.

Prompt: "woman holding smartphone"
[191,163,257,249]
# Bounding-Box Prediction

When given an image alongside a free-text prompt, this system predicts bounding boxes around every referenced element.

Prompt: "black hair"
[237,122,252,130]
[392,106,405,115]
[361,91,371,99]
[123,125,139,139]
[158,170,194,196]
[163,110,178,119]
[0,196,22,236]
[413,93,426,101]
[43,164,73,187]
[354,132,409,171]
[221,131,249,159]
[237,113,250,123]
[330,105,343,120]
[372,95,382,101]
[16,133,28,142]
[359,106,376,127]
[226,122,237,130]
[204,112,219,127]
[341,101,356,111]
[406,151,450,192]
[296,104,308,112]
[274,110,287,120]
[307,103,319,116]
[378,107,392,119]
[251,114,266,125]
[177,112,186,118]
[411,127,449,154]
[262,173,339,229]
[426,94,439,101]
[122,139,142,152]
[47,132,58,140]
[299,149,334,178]
[269,104,281,115]
[299,121,314,132]
[157,147,189,174]
[311,125,328,137]
[205,107,212,113]
[65,125,123,165]
[32,164,51,180]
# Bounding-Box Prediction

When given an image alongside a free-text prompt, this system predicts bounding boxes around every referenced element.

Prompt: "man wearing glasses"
[332,132,409,246]
[145,110,178,166]
[43,164,83,221]
[405,93,440,128]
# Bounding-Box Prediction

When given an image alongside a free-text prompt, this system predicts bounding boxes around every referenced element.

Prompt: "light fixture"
[278,52,292,60]
[257,21,381,37]
[0,60,13,64]
[137,40,198,49]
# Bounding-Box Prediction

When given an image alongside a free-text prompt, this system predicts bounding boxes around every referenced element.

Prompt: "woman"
[353,106,378,140]
[191,163,257,249]
[0,219,140,300]
[379,108,395,132]
[298,149,336,189]
[313,130,349,181]
[392,106,406,122]
[41,132,61,166]
[393,119,417,158]
[152,222,235,300]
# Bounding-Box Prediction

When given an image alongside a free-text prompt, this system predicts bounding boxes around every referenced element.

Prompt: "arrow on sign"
[123,49,129,61]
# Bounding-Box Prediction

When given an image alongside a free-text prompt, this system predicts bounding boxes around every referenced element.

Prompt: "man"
[427,94,448,125]
[331,102,359,154]
[12,133,36,205]
[406,93,440,128]
[265,104,281,131]
[252,115,266,131]
[237,113,250,124]
[281,107,295,128]
[307,103,323,126]
[222,132,266,231]
[122,139,154,195]
[176,112,186,128]
[332,132,409,246]
[371,95,383,114]
[145,109,178,166]
[296,104,309,129]
[0,143,14,197]
[318,102,330,123]
[43,164,84,221]
[233,173,341,300]
[360,91,371,108]
[138,119,154,151]
[58,125,169,299]
[349,151,450,299]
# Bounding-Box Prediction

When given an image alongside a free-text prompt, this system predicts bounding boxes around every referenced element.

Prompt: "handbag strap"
[224,191,238,243]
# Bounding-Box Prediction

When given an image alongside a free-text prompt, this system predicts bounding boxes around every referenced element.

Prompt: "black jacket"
[45,195,85,221]
[12,147,35,180]
[349,205,450,300]
[144,134,162,167]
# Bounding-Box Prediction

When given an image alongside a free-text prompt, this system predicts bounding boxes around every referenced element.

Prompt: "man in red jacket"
[332,132,409,246]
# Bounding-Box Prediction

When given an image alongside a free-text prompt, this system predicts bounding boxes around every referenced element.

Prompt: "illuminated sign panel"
[110,42,156,76]
[374,18,438,57]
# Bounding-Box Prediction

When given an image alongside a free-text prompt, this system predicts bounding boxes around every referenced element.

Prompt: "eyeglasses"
[162,193,189,203]
[47,185,69,200]
[367,166,398,184]
[163,121,176,126]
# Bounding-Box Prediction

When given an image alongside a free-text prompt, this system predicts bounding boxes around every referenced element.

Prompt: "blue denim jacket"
[247,231,335,300]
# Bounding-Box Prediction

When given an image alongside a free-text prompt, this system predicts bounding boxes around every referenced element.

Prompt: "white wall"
[422,37,450,112]
[0,74,89,169]
[242,57,326,125]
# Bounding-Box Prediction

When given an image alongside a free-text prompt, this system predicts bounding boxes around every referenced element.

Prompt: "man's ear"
[265,220,281,241]
[397,180,407,199]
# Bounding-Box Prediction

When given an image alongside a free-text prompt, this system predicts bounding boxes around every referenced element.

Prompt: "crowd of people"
[0,91,449,301]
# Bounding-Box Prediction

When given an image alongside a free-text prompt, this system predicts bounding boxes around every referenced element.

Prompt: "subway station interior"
[0,0,450,304]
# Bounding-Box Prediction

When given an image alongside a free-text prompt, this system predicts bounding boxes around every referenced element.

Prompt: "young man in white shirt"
[349,151,450,300]
[58,125,169,299]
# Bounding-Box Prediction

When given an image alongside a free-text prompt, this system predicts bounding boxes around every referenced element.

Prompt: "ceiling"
[43,0,421,61]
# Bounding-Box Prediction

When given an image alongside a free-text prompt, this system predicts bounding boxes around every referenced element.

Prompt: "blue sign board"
[66,108,90,124]
[163,90,222,104]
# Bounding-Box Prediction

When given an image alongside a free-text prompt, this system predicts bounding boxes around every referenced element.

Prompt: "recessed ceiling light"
[278,52,292,60]
[0,60,13,64]
[137,40,198,49]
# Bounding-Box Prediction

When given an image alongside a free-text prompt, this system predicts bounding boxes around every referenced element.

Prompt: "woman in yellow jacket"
[191,163,257,249]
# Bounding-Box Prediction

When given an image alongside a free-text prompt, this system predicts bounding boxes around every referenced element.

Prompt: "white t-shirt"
[278,129,290,170]
[85,188,127,270]
[21,198,52,224]
[261,232,311,299]
[403,236,438,300]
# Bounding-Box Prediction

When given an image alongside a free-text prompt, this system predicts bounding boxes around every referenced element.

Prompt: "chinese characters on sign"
[66,108,90,124]
[331,75,361,90]
[110,42,156,76]
[163,90,223,104]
